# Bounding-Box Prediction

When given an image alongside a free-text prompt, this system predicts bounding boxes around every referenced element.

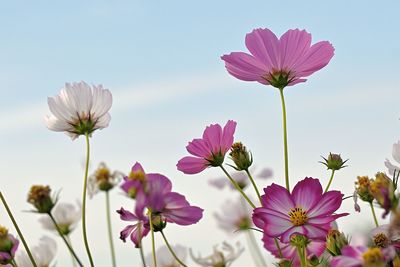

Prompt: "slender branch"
[160,231,188,267]
[82,133,95,266]
[244,169,262,204]
[0,191,37,267]
[220,166,256,209]
[65,235,78,267]
[324,170,336,193]
[48,213,84,267]
[105,191,117,267]
[274,238,283,258]
[279,88,290,191]
[370,202,379,227]
[148,210,157,267]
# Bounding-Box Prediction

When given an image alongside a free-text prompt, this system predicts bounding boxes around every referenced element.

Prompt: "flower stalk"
[160,231,188,267]
[279,88,290,191]
[324,170,336,193]
[138,224,147,267]
[370,202,379,227]
[244,169,262,204]
[0,191,37,267]
[105,191,117,267]
[148,210,157,267]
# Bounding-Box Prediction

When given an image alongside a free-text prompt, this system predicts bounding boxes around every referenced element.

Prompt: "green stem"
[48,213,84,267]
[246,229,268,267]
[11,258,18,267]
[370,202,379,227]
[279,88,290,191]
[82,133,95,266]
[324,170,336,193]
[160,231,188,267]
[148,210,157,267]
[245,169,262,204]
[220,166,256,209]
[296,246,307,267]
[105,191,117,267]
[66,235,78,267]
[138,224,147,267]
[0,191,38,267]
[274,238,283,258]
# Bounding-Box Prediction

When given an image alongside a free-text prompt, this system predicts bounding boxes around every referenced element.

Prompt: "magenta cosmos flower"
[221,28,334,89]
[330,245,395,267]
[116,207,150,248]
[253,178,348,243]
[263,236,325,267]
[177,120,236,174]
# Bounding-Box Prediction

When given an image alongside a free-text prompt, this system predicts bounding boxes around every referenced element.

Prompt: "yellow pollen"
[95,167,111,183]
[373,233,389,248]
[288,207,308,226]
[0,226,8,237]
[362,248,383,264]
[128,170,146,182]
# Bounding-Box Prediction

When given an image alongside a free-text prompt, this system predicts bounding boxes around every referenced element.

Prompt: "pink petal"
[279,29,311,71]
[253,207,290,230]
[202,123,223,154]
[245,28,279,70]
[262,183,295,213]
[220,120,237,152]
[120,224,135,242]
[292,177,322,211]
[177,156,208,174]
[280,226,307,243]
[330,256,362,267]
[302,224,330,240]
[186,138,210,158]
[221,52,268,83]
[131,162,145,173]
[307,213,349,225]
[293,41,334,77]
[117,207,138,222]
[263,214,293,238]
[307,191,343,217]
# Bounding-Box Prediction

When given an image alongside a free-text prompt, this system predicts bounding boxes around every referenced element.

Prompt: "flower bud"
[277,260,293,267]
[151,214,167,232]
[326,229,349,256]
[27,185,55,213]
[229,142,253,171]
[355,176,375,203]
[320,153,348,171]
[0,226,18,265]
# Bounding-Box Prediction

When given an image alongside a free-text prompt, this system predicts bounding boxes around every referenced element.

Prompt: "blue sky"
[1,0,400,266]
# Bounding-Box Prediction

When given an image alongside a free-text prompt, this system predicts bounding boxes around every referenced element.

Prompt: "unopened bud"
[229,142,253,171]
[326,229,349,256]
[320,153,348,171]
[27,185,54,213]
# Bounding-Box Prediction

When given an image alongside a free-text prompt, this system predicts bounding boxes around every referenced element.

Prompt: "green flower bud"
[326,229,349,256]
[27,185,55,213]
[229,142,253,171]
[320,153,348,171]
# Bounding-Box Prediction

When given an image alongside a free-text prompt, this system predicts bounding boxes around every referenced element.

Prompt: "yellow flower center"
[362,248,384,264]
[373,233,389,248]
[288,207,308,226]
[0,226,8,238]
[95,167,111,183]
[128,170,146,182]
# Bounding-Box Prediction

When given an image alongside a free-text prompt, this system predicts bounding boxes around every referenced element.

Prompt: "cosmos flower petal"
[245,28,279,69]
[307,213,349,225]
[120,224,135,242]
[279,29,312,70]
[130,224,149,247]
[202,123,223,154]
[221,120,237,152]
[117,207,138,222]
[307,190,343,217]
[91,85,113,118]
[292,177,322,211]
[302,224,330,240]
[263,214,293,237]
[262,183,295,213]
[280,226,307,243]
[176,156,208,174]
[186,138,210,157]
[221,52,268,82]
[393,141,400,164]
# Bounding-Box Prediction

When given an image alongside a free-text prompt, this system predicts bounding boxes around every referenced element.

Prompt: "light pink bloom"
[214,198,253,234]
[253,177,348,242]
[330,245,395,267]
[263,236,325,267]
[385,140,400,176]
[222,28,334,88]
[177,120,236,174]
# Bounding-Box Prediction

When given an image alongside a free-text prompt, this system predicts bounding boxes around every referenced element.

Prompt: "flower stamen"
[288,207,308,226]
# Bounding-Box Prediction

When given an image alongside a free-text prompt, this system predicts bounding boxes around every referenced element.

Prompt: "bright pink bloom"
[330,245,395,267]
[177,120,237,174]
[116,207,150,248]
[253,177,348,243]
[221,28,334,88]
[263,236,325,267]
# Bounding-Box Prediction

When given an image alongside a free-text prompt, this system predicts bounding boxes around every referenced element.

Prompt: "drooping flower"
[46,81,112,140]
[145,245,187,267]
[0,227,19,266]
[177,120,237,174]
[370,172,397,218]
[221,28,334,89]
[15,236,57,267]
[190,241,244,267]
[385,141,400,176]
[27,185,55,214]
[39,201,81,235]
[88,162,123,197]
[209,166,272,190]
[214,198,252,234]
[253,177,348,243]
[120,162,151,198]
[263,235,325,267]
[330,245,395,267]
[116,207,149,248]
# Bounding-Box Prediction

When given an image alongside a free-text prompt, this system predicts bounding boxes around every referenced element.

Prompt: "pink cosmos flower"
[330,245,395,267]
[253,177,348,243]
[221,28,334,89]
[177,120,237,174]
[116,207,150,248]
[0,233,19,265]
[263,236,325,267]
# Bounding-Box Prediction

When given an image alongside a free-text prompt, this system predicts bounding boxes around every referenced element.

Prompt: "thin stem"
[0,191,38,267]
[148,210,157,267]
[324,170,336,193]
[244,169,262,204]
[11,258,18,267]
[160,231,188,267]
[48,213,84,267]
[274,238,283,258]
[82,133,95,266]
[138,224,147,267]
[65,235,78,267]
[220,166,256,209]
[279,88,290,191]
[246,229,268,267]
[105,191,117,267]
[296,246,307,267]
[370,202,379,227]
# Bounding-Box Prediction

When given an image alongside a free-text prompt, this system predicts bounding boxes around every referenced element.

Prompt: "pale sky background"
[1,0,400,266]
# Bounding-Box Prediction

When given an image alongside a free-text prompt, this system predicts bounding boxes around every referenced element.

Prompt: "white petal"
[94,113,111,129]
[393,141,400,164]
[45,115,73,132]
[91,85,112,118]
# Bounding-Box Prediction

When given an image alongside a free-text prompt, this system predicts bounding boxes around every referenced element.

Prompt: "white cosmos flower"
[46,81,112,140]
[146,245,187,267]
[15,236,57,267]
[39,201,81,235]
[385,141,400,176]
[190,242,244,267]
[214,198,252,234]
